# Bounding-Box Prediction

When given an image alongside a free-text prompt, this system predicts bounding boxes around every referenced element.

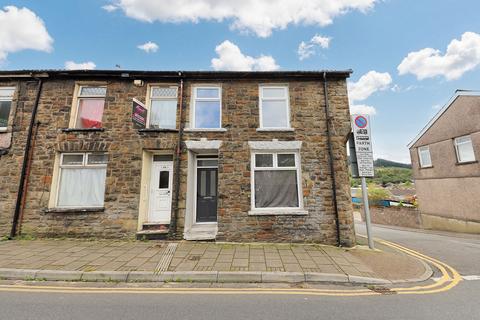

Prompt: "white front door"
[148,160,173,223]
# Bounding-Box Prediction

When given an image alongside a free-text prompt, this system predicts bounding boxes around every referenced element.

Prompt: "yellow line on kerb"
[0,238,462,296]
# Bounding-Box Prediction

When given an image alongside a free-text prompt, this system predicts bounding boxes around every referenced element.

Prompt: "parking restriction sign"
[351,114,374,177]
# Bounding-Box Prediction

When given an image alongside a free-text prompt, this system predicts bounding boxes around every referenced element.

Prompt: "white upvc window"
[148,86,178,129]
[259,85,290,129]
[0,87,15,131]
[55,153,108,208]
[251,151,303,211]
[71,85,107,129]
[192,86,221,129]
[418,146,432,168]
[454,135,476,163]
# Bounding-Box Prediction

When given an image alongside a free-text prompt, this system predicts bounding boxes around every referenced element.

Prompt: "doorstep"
[183,223,218,240]
[136,229,169,240]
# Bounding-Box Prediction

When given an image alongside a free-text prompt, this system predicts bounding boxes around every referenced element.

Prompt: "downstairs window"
[55,153,108,208]
[252,152,301,209]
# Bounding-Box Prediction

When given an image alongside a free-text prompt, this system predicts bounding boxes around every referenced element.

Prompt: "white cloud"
[64,61,96,70]
[350,104,376,115]
[137,41,158,53]
[298,34,331,60]
[0,6,53,62]
[398,32,480,80]
[348,71,392,102]
[110,0,377,37]
[311,34,331,48]
[102,4,119,12]
[348,71,392,116]
[211,40,279,71]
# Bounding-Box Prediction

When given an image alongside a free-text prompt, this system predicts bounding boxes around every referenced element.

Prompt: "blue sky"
[1,0,480,163]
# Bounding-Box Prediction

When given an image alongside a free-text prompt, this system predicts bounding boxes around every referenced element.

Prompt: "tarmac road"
[1,224,479,320]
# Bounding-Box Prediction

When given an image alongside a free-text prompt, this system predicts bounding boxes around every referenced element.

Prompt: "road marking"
[0,238,463,297]
[462,275,480,281]
[374,238,462,295]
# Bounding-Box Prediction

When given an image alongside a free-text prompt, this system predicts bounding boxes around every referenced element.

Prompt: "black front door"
[196,167,218,222]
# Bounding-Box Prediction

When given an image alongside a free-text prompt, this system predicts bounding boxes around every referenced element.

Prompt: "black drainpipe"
[10,79,44,239]
[323,72,341,246]
[170,74,184,238]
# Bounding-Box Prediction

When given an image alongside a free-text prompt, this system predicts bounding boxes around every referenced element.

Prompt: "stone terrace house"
[0,70,355,246]
[408,91,480,234]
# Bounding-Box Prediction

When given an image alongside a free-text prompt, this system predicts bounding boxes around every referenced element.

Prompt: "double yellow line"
[0,239,462,296]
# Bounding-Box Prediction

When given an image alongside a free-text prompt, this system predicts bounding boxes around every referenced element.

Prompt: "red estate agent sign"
[132,98,147,129]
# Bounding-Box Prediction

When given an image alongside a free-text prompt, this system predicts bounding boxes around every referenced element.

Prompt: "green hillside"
[374,158,412,169]
[350,159,413,187]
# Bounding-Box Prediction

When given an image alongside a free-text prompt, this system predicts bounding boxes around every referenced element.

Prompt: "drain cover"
[188,255,202,261]
[368,286,397,295]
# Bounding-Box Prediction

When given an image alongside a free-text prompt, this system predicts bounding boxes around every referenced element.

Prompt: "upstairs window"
[259,86,290,129]
[192,86,221,129]
[252,152,301,209]
[0,87,15,131]
[454,135,476,163]
[418,146,432,168]
[148,86,178,129]
[72,86,106,129]
[56,153,108,208]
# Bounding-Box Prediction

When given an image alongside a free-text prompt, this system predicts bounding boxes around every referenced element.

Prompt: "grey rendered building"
[409,91,480,234]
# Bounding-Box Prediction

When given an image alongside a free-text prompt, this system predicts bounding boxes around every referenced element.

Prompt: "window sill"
[256,128,294,132]
[61,128,105,133]
[248,209,308,216]
[419,165,433,169]
[456,160,478,166]
[0,128,7,133]
[138,128,179,133]
[44,207,105,214]
[184,128,227,132]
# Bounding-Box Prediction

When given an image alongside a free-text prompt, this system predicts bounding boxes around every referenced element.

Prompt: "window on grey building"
[149,86,178,129]
[56,153,108,208]
[73,86,106,129]
[0,87,15,131]
[252,152,301,209]
[192,86,221,129]
[418,146,432,168]
[259,86,290,129]
[454,135,476,163]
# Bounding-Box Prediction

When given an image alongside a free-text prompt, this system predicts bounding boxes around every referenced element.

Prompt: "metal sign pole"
[361,177,374,249]
[351,114,375,250]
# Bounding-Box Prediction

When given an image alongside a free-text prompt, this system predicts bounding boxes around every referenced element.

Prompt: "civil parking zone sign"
[351,114,374,177]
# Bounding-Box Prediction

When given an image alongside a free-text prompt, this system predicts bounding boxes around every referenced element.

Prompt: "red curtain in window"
[78,99,104,128]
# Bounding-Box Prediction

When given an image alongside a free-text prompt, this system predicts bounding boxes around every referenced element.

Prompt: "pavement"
[0,237,429,284]
[0,224,479,320]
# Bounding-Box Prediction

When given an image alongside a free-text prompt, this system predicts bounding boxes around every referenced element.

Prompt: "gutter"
[9,78,45,238]
[323,72,342,246]
[170,73,185,238]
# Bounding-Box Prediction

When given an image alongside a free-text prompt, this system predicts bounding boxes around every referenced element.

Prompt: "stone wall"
[0,75,355,246]
[359,205,422,229]
[0,80,38,237]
